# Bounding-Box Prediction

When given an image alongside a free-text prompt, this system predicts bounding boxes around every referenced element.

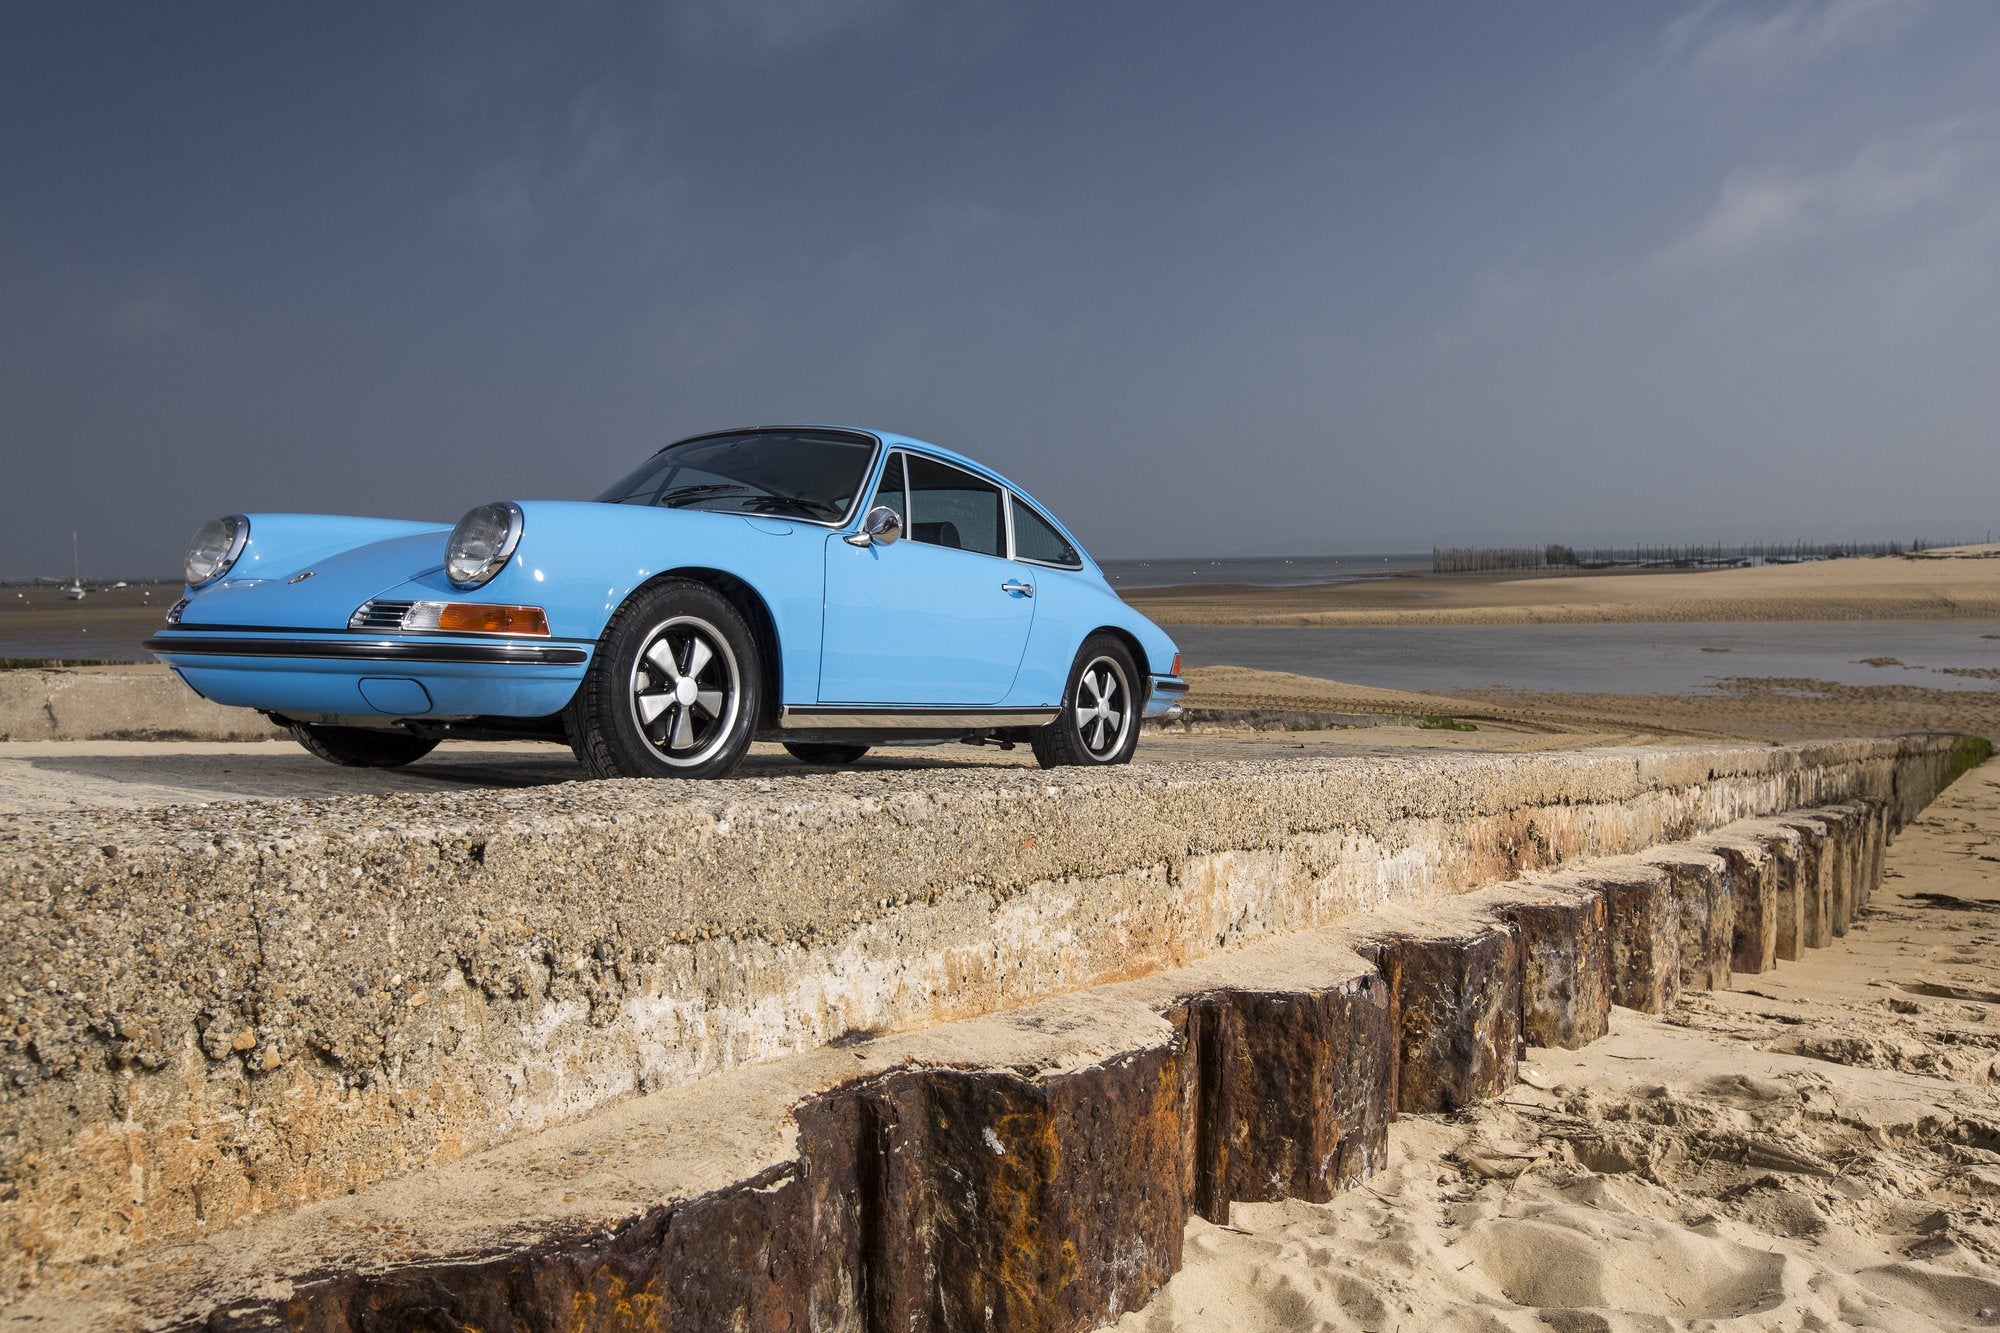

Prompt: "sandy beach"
[1173,661,2000,746]
[1126,547,2000,629]
[1137,547,2000,746]
[1117,759,2000,1332]
[1111,551,2000,1331]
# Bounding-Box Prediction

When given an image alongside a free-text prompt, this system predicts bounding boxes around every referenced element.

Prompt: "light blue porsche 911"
[146,426,1187,779]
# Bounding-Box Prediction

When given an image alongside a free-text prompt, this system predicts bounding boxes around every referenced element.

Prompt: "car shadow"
[2,742,1034,813]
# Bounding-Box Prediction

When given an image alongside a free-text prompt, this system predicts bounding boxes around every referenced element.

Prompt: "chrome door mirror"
[844,505,904,548]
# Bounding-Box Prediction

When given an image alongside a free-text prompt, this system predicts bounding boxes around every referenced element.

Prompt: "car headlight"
[445,502,524,589]
[184,515,249,587]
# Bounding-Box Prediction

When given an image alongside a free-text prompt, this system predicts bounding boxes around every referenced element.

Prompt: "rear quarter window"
[1011,496,1080,567]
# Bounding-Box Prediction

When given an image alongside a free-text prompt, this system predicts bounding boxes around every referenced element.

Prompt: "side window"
[906,455,1004,557]
[1010,496,1080,567]
[871,452,909,524]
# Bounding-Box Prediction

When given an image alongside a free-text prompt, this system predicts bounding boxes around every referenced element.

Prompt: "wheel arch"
[1084,624,1148,677]
[632,566,784,727]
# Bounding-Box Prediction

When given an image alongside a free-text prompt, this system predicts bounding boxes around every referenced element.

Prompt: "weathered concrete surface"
[0,667,282,742]
[2,779,1957,1331]
[0,734,1977,1311]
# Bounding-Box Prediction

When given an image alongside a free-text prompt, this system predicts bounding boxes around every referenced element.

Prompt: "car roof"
[667,424,1015,495]
[659,425,1094,569]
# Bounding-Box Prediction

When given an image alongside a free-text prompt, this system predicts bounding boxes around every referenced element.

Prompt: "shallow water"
[0,585,179,662]
[1165,620,2000,696]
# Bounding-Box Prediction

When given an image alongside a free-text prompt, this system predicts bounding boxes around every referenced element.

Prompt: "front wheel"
[1032,636,1141,769]
[290,723,439,769]
[567,580,761,779]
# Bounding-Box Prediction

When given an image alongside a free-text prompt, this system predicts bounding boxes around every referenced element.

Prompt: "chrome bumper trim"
[144,635,589,667]
[1143,675,1188,720]
[778,705,1059,731]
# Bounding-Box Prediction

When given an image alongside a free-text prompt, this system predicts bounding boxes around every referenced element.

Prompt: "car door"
[820,451,1037,704]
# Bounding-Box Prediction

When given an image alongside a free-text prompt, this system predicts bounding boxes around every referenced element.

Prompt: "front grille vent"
[164,598,189,625]
[348,600,415,631]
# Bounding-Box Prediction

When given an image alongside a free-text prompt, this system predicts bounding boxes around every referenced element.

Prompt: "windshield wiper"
[659,483,841,520]
[657,483,761,509]
[743,494,842,519]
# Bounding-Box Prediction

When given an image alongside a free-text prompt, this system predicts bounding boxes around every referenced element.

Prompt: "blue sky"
[4,0,1998,576]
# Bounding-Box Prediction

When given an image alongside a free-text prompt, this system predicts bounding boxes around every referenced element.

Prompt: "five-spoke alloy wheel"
[569,580,760,779]
[1032,634,1141,768]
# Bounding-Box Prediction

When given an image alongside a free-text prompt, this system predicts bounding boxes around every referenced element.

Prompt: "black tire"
[1032,635,1142,769]
[783,742,870,766]
[566,579,761,780]
[290,723,439,769]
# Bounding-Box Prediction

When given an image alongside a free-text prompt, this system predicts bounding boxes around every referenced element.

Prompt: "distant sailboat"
[64,532,86,600]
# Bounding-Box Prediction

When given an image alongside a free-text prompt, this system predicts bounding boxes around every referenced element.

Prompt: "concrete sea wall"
[0,666,282,742]
[0,733,1979,1322]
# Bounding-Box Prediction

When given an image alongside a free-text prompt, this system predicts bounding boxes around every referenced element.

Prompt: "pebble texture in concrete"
[0,734,1971,1303]
[9,784,1930,1329]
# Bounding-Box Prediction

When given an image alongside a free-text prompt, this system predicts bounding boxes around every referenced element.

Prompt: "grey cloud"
[1661,0,1926,79]
[1656,117,1989,268]
[7,3,2000,577]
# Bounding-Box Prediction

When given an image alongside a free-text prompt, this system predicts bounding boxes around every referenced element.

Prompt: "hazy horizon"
[7,2,1999,577]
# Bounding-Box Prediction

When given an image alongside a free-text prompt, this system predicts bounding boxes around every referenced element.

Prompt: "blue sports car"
[147,426,1187,779]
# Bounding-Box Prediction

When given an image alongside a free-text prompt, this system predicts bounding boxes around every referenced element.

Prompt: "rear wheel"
[1032,635,1141,769]
[783,742,870,766]
[289,723,439,769]
[567,580,760,779]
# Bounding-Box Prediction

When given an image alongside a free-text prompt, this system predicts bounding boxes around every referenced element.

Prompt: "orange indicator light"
[435,603,550,636]
[1171,652,1183,676]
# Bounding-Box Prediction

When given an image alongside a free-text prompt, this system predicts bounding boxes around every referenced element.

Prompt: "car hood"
[177,530,449,631]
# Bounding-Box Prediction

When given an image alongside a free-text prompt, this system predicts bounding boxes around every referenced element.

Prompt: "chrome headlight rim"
[445,501,525,590]
[184,515,250,588]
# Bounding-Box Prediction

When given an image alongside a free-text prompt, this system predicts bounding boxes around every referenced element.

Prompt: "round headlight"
[184,515,249,587]
[445,502,524,588]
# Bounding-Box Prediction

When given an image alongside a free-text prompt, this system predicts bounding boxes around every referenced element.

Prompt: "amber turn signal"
[1170,652,1183,677]
[424,603,550,636]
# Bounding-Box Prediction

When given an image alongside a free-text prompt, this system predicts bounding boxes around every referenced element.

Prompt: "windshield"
[594,429,877,523]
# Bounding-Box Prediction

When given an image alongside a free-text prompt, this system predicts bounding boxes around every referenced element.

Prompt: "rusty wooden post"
[1590,866,1681,1013]
[1359,921,1521,1114]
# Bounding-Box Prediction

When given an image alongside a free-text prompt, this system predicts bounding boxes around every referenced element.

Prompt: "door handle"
[1001,581,1035,597]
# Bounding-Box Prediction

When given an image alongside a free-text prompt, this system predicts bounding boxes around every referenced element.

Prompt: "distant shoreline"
[1123,544,2000,628]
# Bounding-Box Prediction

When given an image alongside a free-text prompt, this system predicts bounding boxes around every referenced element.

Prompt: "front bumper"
[142,635,587,666]
[1143,674,1188,720]
[145,631,591,719]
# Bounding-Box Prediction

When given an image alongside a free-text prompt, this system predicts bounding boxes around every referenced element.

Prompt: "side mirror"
[843,505,904,548]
